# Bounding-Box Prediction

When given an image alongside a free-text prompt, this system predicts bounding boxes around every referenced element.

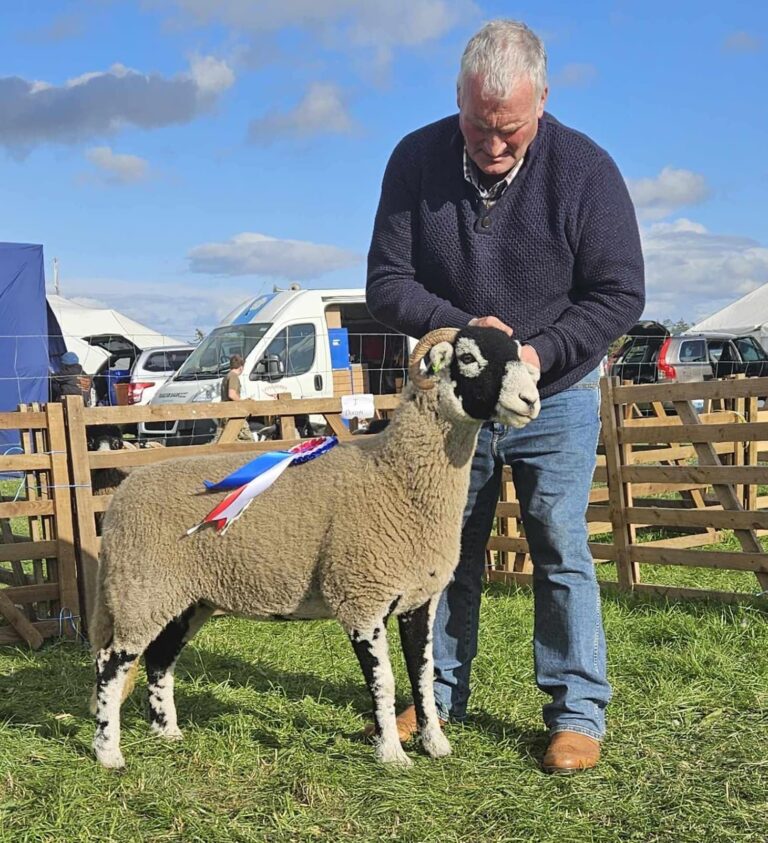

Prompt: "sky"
[1,0,767,342]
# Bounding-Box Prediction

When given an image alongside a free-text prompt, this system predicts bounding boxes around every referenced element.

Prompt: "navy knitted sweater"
[366,112,645,397]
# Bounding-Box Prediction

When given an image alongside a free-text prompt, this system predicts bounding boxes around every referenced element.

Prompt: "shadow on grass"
[0,639,550,762]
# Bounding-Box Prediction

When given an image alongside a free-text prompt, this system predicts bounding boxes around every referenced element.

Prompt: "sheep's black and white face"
[87,424,124,452]
[428,327,540,427]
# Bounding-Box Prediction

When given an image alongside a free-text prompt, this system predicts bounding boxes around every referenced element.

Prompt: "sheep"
[89,431,165,498]
[90,326,541,769]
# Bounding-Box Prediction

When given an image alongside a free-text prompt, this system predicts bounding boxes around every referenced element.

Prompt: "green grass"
[1,586,767,842]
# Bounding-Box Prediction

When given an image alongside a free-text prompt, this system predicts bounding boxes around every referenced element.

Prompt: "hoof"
[95,746,125,769]
[375,739,413,767]
[151,723,183,741]
[422,728,452,759]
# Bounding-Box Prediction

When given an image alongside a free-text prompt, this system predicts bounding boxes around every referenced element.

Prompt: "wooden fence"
[2,376,768,647]
[489,375,768,604]
[0,403,80,647]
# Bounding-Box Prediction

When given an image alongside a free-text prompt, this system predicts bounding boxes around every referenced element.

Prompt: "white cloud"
[56,277,264,340]
[641,218,768,322]
[148,0,477,67]
[627,167,710,221]
[188,232,362,280]
[0,55,234,152]
[149,0,474,80]
[85,146,150,184]
[552,63,598,88]
[188,54,235,95]
[723,31,763,54]
[249,82,356,142]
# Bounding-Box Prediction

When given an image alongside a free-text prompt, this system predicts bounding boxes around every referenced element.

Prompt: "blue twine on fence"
[57,607,87,645]
[1,445,27,501]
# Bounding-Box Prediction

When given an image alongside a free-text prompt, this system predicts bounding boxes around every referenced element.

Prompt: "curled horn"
[407,328,460,391]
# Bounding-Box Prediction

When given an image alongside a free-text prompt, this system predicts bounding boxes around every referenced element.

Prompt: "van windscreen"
[174,323,271,380]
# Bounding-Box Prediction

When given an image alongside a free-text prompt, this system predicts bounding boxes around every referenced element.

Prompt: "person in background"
[366,19,645,772]
[50,351,91,405]
[221,354,245,402]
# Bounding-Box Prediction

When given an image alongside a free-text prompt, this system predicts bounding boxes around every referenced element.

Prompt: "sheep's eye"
[460,353,475,364]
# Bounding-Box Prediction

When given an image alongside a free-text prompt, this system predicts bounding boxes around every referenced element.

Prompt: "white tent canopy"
[47,294,183,373]
[687,283,768,351]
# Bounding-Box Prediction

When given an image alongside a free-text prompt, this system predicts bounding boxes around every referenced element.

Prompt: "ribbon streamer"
[187,436,337,535]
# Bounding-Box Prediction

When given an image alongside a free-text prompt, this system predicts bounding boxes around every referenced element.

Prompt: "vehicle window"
[734,337,768,361]
[678,340,706,363]
[619,340,654,363]
[261,324,316,377]
[142,350,192,373]
[174,324,270,380]
[110,355,133,370]
[707,341,724,362]
[717,342,737,363]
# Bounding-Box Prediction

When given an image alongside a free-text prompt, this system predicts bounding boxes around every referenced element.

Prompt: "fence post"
[745,394,758,511]
[275,392,298,440]
[599,377,637,591]
[63,395,100,631]
[44,401,81,636]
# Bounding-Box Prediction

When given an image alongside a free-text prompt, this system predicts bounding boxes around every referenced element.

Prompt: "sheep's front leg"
[398,595,451,758]
[93,647,140,769]
[144,603,213,740]
[349,621,412,766]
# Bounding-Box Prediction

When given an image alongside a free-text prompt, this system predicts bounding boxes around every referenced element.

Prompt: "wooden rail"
[4,374,768,648]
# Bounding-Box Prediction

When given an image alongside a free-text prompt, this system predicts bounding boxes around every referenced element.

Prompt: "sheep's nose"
[521,394,537,410]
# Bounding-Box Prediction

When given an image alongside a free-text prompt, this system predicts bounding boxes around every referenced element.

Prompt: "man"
[366,19,644,772]
[221,354,245,402]
[50,350,91,405]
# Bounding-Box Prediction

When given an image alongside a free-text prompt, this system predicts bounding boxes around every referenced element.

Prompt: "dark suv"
[610,321,768,384]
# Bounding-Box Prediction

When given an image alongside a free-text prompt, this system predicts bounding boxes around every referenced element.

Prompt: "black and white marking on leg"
[93,647,139,769]
[399,596,451,758]
[349,620,411,766]
[144,603,211,740]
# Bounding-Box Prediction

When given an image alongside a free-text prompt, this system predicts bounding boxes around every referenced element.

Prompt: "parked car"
[90,339,194,406]
[123,345,195,405]
[610,321,768,385]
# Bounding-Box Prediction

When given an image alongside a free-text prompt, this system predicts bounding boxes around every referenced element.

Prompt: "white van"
[139,286,410,444]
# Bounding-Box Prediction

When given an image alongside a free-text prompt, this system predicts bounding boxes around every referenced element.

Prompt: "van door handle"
[314,374,323,391]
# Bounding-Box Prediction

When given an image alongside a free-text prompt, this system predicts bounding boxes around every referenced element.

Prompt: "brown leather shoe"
[362,704,447,743]
[541,731,601,773]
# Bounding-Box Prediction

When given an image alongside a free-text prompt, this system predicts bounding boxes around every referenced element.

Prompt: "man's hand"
[468,316,514,337]
[520,344,540,371]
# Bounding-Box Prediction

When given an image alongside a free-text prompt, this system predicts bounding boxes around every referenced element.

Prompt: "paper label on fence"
[341,393,375,420]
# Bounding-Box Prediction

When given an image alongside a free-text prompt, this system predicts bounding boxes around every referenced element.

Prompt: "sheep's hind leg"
[398,595,451,759]
[349,620,412,767]
[93,646,140,769]
[144,602,214,740]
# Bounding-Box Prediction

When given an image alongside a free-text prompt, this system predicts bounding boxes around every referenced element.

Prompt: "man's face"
[458,74,547,176]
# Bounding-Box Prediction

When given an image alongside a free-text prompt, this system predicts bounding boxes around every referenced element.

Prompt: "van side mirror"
[251,354,284,382]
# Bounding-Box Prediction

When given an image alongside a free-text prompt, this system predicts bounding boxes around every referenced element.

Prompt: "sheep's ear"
[427,342,455,376]
[524,362,541,383]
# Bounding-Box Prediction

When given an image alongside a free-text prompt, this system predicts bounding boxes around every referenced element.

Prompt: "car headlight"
[192,385,219,403]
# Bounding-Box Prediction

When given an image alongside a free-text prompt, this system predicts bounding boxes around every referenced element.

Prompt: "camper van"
[139,286,411,444]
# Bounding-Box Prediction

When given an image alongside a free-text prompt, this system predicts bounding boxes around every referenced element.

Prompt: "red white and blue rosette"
[186,436,338,536]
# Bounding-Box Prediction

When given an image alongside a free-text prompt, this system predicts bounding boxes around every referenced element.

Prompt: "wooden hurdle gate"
[489,376,768,603]
[0,403,80,647]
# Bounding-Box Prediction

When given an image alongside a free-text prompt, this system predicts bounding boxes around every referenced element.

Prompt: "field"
[1,581,767,842]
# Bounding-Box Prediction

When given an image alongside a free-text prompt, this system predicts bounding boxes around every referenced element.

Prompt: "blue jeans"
[433,370,610,740]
